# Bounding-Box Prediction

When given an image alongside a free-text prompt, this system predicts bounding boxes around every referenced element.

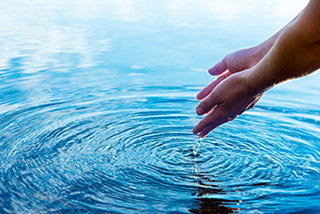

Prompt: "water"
[1,0,320,213]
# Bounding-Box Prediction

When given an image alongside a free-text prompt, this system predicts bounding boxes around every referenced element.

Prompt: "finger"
[196,90,223,116]
[198,113,237,138]
[228,102,252,119]
[193,107,225,135]
[196,71,232,100]
[208,57,227,75]
[198,120,226,138]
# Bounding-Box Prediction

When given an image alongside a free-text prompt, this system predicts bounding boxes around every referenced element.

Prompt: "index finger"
[196,71,231,100]
[193,106,228,138]
[208,57,227,75]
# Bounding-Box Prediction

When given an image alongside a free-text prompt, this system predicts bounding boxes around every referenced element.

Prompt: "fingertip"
[196,85,211,101]
[196,92,204,101]
[199,132,208,139]
[196,107,204,115]
[208,59,227,75]
[196,93,201,100]
[192,126,199,135]
[208,67,219,75]
[199,125,214,138]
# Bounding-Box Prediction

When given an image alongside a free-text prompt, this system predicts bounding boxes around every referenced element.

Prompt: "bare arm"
[197,8,305,100]
[194,0,320,138]
[248,0,320,90]
[248,8,305,70]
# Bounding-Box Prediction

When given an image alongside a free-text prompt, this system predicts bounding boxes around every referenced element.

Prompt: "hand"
[193,47,267,138]
[197,48,264,100]
[193,2,318,138]
[193,69,263,138]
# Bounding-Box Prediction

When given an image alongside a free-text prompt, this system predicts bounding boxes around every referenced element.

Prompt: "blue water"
[1,0,320,213]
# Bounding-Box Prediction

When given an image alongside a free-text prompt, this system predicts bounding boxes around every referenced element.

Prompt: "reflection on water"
[190,198,239,214]
[190,141,240,213]
[190,175,240,214]
[1,0,320,213]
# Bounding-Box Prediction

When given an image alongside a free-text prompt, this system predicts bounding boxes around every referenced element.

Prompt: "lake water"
[1,0,320,213]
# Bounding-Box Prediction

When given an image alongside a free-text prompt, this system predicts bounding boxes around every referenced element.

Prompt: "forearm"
[247,0,320,91]
[248,8,305,66]
[194,1,318,137]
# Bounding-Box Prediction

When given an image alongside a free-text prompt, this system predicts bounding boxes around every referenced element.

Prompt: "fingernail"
[197,107,204,115]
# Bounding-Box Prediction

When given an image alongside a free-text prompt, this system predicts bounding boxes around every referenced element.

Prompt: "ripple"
[0,89,200,213]
[1,84,320,213]
[1,0,320,212]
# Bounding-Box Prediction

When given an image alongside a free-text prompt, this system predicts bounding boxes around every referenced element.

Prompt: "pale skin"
[193,0,320,138]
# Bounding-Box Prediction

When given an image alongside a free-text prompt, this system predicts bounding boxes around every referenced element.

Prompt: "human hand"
[193,47,267,138]
[197,48,263,100]
[193,1,319,138]
[193,69,264,138]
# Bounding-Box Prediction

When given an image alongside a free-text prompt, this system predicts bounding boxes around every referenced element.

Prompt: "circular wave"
[1,86,320,213]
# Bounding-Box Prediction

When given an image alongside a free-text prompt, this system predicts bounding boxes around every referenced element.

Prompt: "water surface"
[1,0,320,213]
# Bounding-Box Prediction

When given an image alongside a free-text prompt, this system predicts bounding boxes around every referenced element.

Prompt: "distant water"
[1,0,320,213]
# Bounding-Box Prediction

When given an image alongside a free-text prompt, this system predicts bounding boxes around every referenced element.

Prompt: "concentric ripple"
[1,0,320,212]
[0,87,200,213]
[1,83,320,213]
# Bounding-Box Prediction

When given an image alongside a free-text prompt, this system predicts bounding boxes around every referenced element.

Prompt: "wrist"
[251,42,274,64]
[243,67,275,94]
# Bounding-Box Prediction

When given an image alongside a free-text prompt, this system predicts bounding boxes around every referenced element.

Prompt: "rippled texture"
[1,0,320,213]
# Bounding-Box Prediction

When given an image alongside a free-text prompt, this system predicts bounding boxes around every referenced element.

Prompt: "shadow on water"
[189,175,240,214]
